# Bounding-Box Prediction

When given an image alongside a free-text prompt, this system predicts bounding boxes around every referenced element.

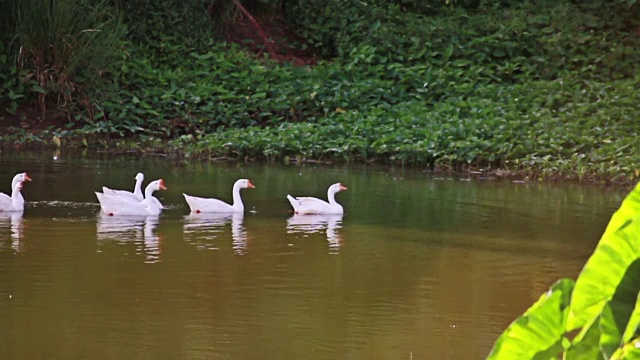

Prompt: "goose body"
[287,183,347,215]
[0,173,32,212]
[96,179,167,216]
[102,172,164,209]
[183,179,255,213]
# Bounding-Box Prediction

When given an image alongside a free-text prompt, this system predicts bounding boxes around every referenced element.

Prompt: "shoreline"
[0,129,635,187]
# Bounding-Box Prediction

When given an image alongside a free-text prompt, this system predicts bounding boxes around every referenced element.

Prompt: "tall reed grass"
[5,0,125,112]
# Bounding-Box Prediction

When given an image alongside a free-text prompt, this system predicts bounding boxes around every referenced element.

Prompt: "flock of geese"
[0,172,349,216]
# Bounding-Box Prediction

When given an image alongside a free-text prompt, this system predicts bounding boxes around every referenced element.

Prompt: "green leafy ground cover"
[1,0,639,183]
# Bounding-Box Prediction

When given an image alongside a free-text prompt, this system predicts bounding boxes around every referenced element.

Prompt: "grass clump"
[0,0,125,120]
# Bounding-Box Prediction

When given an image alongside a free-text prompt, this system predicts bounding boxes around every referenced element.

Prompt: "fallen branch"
[230,0,277,59]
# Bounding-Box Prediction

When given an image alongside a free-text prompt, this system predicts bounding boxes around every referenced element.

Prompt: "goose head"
[329,182,348,194]
[236,179,255,189]
[147,179,167,192]
[12,173,32,189]
[325,182,347,207]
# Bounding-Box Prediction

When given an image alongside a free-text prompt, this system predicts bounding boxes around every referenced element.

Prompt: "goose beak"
[339,183,348,191]
[159,179,167,190]
[24,173,32,181]
[247,180,255,189]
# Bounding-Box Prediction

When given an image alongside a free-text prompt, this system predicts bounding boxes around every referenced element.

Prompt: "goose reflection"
[0,211,24,252]
[183,212,247,255]
[96,214,161,263]
[286,214,344,252]
[142,216,160,263]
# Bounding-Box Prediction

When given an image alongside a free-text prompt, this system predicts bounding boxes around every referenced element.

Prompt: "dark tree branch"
[230,0,276,59]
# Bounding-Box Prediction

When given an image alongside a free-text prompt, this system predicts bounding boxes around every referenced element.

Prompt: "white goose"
[102,172,164,209]
[287,182,348,215]
[0,173,32,212]
[183,179,255,213]
[0,182,27,212]
[96,179,167,216]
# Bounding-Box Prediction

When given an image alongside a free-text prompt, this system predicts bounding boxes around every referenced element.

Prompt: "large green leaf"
[622,293,640,344]
[564,315,601,359]
[487,278,574,360]
[611,336,640,360]
[600,301,633,359]
[566,181,640,332]
[567,298,639,359]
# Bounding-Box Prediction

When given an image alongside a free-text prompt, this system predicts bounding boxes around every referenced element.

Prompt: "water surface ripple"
[0,151,627,359]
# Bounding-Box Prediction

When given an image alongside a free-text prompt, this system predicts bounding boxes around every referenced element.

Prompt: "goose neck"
[327,188,338,205]
[11,186,24,207]
[231,183,244,211]
[11,176,21,190]
[134,178,144,198]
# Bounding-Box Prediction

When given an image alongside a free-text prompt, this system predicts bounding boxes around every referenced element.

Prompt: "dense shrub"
[285,0,640,82]
[172,72,640,182]
[108,0,214,48]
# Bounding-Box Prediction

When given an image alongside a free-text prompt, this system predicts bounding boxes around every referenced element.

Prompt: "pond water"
[0,149,627,359]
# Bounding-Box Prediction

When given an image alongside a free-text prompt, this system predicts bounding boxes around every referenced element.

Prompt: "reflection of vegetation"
[1,0,640,182]
[488,182,640,359]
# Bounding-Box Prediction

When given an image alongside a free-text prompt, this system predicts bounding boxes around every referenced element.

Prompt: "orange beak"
[159,179,167,190]
[339,183,348,191]
[24,173,32,181]
[247,180,255,189]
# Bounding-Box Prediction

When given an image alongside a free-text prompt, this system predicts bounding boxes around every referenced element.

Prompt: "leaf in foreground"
[566,181,640,332]
[487,278,574,360]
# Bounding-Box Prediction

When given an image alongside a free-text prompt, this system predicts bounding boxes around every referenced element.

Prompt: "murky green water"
[0,150,627,359]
